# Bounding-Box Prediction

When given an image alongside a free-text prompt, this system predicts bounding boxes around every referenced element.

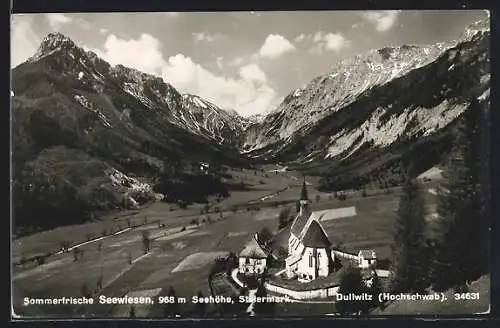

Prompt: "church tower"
[299,177,310,216]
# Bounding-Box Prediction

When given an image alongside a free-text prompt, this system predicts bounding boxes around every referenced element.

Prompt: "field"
[12,166,442,318]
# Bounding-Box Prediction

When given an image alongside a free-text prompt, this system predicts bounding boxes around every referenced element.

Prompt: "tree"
[96,274,103,291]
[193,290,206,317]
[367,272,383,310]
[129,305,136,317]
[73,248,80,262]
[127,252,132,265]
[336,266,367,315]
[142,231,151,254]
[257,227,273,246]
[163,286,180,317]
[235,286,249,316]
[430,98,489,291]
[80,283,91,298]
[315,194,321,203]
[253,273,274,316]
[278,207,291,229]
[295,201,300,213]
[390,173,430,294]
[97,241,103,252]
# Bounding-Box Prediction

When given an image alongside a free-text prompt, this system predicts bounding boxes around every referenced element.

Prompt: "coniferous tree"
[336,266,367,315]
[252,270,274,316]
[163,286,180,317]
[430,98,489,291]
[367,273,383,311]
[390,171,429,294]
[129,305,136,317]
[193,290,206,317]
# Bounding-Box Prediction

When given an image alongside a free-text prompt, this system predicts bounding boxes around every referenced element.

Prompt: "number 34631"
[454,292,480,301]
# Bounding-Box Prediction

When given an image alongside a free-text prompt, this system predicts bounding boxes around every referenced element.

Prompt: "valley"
[12,165,443,317]
[10,13,491,318]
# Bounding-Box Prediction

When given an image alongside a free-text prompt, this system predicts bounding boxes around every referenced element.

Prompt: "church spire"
[299,176,310,217]
[300,176,309,201]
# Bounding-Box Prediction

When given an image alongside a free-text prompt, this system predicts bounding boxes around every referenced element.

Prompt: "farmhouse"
[238,236,268,275]
[358,249,377,268]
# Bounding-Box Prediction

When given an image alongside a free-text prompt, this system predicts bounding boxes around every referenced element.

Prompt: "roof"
[290,212,310,237]
[285,253,302,266]
[239,238,268,258]
[300,178,309,201]
[301,220,332,248]
[359,250,377,259]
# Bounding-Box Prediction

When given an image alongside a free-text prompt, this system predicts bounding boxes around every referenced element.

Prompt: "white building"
[238,237,268,275]
[286,180,336,282]
[358,250,377,269]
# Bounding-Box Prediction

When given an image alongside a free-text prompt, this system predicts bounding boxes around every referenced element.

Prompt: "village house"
[238,236,268,275]
[358,249,377,269]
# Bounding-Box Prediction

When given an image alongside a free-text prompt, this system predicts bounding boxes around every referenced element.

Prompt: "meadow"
[12,167,441,317]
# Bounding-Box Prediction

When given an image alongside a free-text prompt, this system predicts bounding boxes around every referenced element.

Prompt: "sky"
[11,10,488,117]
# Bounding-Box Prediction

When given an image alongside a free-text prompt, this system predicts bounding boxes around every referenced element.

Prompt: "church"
[285,180,337,282]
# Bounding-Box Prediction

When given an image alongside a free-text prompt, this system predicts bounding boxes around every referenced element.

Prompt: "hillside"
[243,19,490,190]
[11,33,250,235]
[11,19,490,233]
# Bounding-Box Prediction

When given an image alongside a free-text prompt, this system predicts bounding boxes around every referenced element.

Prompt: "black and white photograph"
[11,9,491,318]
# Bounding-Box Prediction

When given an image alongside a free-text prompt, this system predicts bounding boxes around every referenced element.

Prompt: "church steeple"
[300,177,309,201]
[299,176,310,216]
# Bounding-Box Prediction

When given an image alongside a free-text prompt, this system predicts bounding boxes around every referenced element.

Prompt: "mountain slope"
[243,20,490,190]
[11,33,249,233]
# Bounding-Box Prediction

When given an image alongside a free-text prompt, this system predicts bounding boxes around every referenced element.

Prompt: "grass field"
[12,167,444,318]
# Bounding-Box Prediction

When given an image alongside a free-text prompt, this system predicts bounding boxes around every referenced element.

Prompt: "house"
[238,236,268,275]
[285,179,337,281]
[358,250,377,268]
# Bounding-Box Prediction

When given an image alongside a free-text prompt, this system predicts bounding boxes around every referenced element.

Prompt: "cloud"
[259,34,296,59]
[99,28,108,34]
[91,33,167,75]
[161,55,277,116]
[312,31,324,43]
[11,15,40,68]
[228,56,245,67]
[45,13,73,31]
[239,64,266,82]
[361,10,401,32]
[162,12,179,17]
[87,33,278,116]
[323,33,350,52]
[192,32,224,43]
[76,18,91,31]
[294,34,306,42]
[299,31,350,55]
[216,56,223,70]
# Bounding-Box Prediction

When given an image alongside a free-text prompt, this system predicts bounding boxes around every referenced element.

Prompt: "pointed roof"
[301,220,332,248]
[290,212,310,237]
[239,237,268,258]
[300,177,309,201]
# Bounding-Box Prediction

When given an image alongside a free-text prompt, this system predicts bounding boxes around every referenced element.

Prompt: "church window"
[309,255,313,267]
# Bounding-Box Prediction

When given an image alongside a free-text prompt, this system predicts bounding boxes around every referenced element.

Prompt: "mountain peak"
[29,32,78,62]
[41,32,76,50]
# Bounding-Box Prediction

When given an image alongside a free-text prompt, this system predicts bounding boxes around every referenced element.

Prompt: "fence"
[264,281,340,300]
[333,250,360,262]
